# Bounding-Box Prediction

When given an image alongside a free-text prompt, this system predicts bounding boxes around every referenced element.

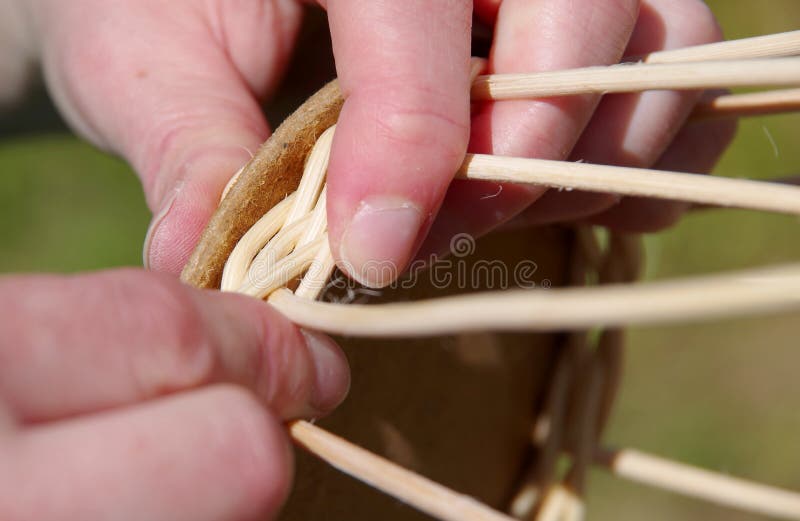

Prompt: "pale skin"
[0,0,733,519]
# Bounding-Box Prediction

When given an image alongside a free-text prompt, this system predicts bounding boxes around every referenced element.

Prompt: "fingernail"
[339,196,424,288]
[142,182,182,270]
[301,330,350,414]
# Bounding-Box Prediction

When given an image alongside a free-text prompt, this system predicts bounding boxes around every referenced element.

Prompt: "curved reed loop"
[213,28,800,521]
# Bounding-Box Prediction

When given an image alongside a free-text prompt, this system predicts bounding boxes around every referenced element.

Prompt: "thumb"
[33,1,301,273]
[325,0,472,288]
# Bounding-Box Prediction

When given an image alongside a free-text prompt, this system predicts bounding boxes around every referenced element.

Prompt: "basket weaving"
[181,30,800,521]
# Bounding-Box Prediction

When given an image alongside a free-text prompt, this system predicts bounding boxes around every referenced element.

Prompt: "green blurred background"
[0,2,797,520]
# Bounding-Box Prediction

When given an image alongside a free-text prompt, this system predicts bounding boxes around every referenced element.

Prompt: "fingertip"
[300,329,350,415]
[144,147,254,273]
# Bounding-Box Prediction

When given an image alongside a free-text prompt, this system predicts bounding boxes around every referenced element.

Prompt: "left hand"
[0,269,350,521]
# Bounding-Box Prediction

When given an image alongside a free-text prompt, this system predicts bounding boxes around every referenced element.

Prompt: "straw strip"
[239,236,326,299]
[294,243,336,300]
[288,421,515,521]
[459,154,800,216]
[220,193,296,292]
[249,214,313,274]
[268,263,800,337]
[471,58,800,101]
[643,30,800,64]
[285,127,334,224]
[596,448,800,520]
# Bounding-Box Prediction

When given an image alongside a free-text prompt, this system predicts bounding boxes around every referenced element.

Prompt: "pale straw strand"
[470,30,800,120]
[459,153,800,216]
[471,57,800,101]
[221,192,296,292]
[692,88,800,120]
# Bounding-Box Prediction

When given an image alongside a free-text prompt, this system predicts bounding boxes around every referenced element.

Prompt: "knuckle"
[368,85,469,162]
[378,106,468,161]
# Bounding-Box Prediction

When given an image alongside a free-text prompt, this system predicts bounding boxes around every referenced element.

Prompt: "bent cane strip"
[288,421,516,521]
[267,263,800,337]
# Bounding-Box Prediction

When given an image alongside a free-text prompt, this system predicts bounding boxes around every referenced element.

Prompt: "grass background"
[0,2,797,519]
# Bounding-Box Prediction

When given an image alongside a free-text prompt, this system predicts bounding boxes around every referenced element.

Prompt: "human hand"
[0,269,349,521]
[23,0,734,287]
